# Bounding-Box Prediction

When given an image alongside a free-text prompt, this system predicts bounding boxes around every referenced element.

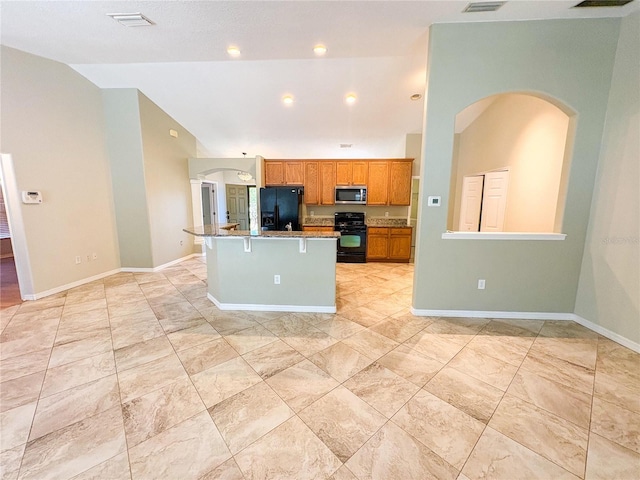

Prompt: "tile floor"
[0,258,639,479]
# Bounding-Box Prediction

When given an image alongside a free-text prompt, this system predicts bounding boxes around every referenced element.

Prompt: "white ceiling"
[2,1,637,158]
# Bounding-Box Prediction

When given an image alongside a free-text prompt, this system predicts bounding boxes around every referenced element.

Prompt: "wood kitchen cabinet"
[264,161,284,186]
[336,161,368,186]
[303,161,335,205]
[366,226,412,263]
[319,161,336,205]
[285,161,304,185]
[264,160,304,186]
[389,160,413,206]
[367,161,390,205]
[303,161,319,205]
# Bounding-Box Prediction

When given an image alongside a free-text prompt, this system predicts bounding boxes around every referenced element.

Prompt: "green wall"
[575,12,640,344]
[414,18,620,313]
[103,89,196,269]
[207,237,337,309]
[1,47,120,294]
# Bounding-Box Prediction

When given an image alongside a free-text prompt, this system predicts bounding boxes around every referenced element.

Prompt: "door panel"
[480,171,509,232]
[201,183,216,226]
[226,185,249,230]
[458,175,484,232]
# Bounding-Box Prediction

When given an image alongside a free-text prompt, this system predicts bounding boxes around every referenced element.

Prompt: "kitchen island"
[184,226,340,313]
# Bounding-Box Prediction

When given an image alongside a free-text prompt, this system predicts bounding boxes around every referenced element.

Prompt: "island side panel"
[207,237,337,311]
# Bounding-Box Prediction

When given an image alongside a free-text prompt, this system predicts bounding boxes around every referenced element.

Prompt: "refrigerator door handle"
[274,204,279,230]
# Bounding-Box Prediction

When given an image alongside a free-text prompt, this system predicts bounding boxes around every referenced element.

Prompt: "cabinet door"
[304,162,319,205]
[319,161,336,205]
[389,161,413,206]
[352,161,368,185]
[389,228,412,261]
[335,161,352,186]
[367,228,389,260]
[367,161,389,205]
[264,161,284,186]
[285,161,304,185]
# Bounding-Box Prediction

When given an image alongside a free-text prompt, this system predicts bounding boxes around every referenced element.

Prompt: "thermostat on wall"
[21,191,43,204]
[427,196,441,206]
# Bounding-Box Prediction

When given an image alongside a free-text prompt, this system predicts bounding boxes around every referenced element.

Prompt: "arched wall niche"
[447,91,576,234]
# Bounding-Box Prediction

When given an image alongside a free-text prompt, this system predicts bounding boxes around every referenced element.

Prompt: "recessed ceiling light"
[227,46,241,57]
[410,93,422,101]
[283,95,294,105]
[345,94,357,104]
[313,45,327,56]
[106,12,154,27]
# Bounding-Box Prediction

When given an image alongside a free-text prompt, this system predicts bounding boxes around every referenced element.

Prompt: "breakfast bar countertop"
[183,225,340,238]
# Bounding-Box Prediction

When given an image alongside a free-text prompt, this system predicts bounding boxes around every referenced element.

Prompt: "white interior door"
[201,183,217,226]
[480,171,509,232]
[458,175,484,232]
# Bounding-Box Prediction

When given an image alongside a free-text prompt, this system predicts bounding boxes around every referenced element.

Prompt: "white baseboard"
[24,254,203,300]
[411,308,639,353]
[570,313,640,353]
[207,293,336,314]
[24,268,122,301]
[411,308,575,321]
[121,253,201,273]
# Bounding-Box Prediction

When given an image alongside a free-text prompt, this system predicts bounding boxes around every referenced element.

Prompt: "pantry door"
[480,171,509,232]
[226,185,249,230]
[458,175,484,232]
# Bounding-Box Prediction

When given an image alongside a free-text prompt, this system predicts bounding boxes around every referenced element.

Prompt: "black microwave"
[335,186,367,205]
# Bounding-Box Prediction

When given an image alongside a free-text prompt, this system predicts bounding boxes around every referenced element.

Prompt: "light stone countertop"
[184,225,340,239]
[366,217,411,227]
[302,216,410,227]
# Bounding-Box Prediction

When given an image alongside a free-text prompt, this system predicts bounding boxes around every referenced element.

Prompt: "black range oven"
[335,212,367,263]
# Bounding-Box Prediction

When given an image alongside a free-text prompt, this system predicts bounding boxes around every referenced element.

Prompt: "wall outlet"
[86,254,91,262]
[75,256,81,265]
[92,252,98,260]
[385,211,389,217]
[478,279,486,290]
[274,274,281,285]
[310,211,315,216]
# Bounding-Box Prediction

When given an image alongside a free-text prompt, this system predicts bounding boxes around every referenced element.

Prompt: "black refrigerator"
[260,187,304,231]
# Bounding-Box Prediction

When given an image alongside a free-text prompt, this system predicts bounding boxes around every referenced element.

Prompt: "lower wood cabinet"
[366,226,412,263]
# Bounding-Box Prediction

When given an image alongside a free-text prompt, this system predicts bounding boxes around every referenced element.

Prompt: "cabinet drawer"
[367,227,389,235]
[390,227,412,235]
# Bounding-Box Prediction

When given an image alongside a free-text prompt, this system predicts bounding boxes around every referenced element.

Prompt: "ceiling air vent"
[107,12,155,27]
[463,2,507,13]
[340,144,353,149]
[573,0,634,7]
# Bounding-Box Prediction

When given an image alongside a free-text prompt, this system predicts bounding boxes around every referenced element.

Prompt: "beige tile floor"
[1,258,639,480]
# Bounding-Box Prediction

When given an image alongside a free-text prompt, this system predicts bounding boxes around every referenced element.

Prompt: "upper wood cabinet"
[319,161,336,205]
[367,161,390,205]
[264,160,304,186]
[264,158,412,206]
[336,161,368,186]
[389,160,413,206]
[303,162,319,205]
[285,161,304,185]
[264,161,284,186]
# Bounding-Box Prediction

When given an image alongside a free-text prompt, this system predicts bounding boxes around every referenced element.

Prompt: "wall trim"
[441,232,567,241]
[411,308,575,320]
[25,268,122,301]
[121,253,201,273]
[207,293,336,314]
[411,308,639,353]
[571,313,640,353]
[24,253,204,300]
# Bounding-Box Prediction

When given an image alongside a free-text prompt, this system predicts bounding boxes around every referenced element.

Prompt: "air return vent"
[463,2,506,13]
[573,0,633,7]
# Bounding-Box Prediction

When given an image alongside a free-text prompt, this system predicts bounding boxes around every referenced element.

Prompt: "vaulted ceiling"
[2,1,637,158]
